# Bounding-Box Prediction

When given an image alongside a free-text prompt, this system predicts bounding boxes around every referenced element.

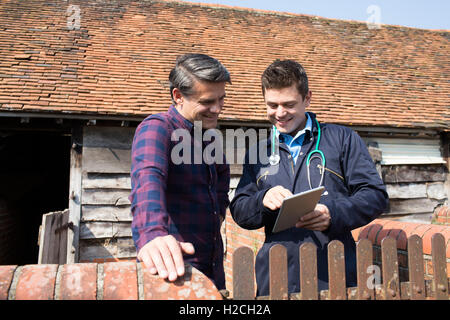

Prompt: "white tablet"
[272,186,325,233]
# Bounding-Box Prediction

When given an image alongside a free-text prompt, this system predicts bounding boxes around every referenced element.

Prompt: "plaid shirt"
[129,105,230,289]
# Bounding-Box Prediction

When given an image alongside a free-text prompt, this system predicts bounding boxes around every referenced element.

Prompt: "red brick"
[15,264,58,300]
[375,220,397,246]
[387,227,404,242]
[351,228,361,241]
[103,261,138,300]
[141,264,222,300]
[367,223,383,244]
[357,224,373,241]
[410,224,434,238]
[396,231,408,251]
[425,260,434,276]
[439,229,450,257]
[422,226,447,255]
[0,265,17,300]
[400,222,422,240]
[448,262,450,279]
[59,263,97,300]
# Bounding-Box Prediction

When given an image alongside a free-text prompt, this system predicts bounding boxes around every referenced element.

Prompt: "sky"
[180,0,450,30]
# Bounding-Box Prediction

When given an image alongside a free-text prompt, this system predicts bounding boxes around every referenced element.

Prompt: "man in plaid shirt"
[129,54,231,289]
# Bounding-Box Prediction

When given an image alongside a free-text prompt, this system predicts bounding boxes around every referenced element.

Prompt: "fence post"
[356,239,374,300]
[381,237,400,300]
[431,233,448,300]
[328,240,346,300]
[299,242,318,300]
[269,244,288,300]
[407,235,426,300]
[233,246,255,300]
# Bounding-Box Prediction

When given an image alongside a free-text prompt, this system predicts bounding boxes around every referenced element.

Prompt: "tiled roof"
[0,0,449,129]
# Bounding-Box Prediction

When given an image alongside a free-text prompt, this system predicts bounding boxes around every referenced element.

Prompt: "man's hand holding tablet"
[263,186,330,233]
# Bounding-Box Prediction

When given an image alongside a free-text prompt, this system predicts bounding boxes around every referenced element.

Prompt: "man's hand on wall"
[137,235,195,281]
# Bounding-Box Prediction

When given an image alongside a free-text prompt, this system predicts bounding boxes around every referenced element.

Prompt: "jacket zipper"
[256,170,269,186]
[317,164,344,181]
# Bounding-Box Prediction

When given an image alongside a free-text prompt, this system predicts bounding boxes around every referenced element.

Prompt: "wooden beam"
[67,125,83,263]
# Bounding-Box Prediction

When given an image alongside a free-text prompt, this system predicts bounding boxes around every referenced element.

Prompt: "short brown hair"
[261,60,309,100]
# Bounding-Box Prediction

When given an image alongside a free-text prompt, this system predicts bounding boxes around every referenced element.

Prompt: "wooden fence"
[232,233,449,300]
[38,209,70,265]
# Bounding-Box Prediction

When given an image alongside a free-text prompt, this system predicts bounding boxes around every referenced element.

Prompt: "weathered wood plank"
[356,239,374,300]
[80,221,132,239]
[82,189,131,205]
[382,165,447,183]
[431,233,448,300]
[381,237,400,300]
[229,177,240,189]
[384,212,435,224]
[38,213,51,264]
[82,147,131,174]
[328,240,346,300]
[386,183,427,199]
[368,146,382,162]
[426,182,447,200]
[233,246,255,300]
[269,244,288,300]
[83,173,131,190]
[299,242,318,300]
[59,210,69,265]
[79,237,136,261]
[229,164,243,176]
[67,125,82,263]
[407,235,426,300]
[81,205,132,222]
[38,210,69,264]
[83,126,135,149]
[387,198,439,215]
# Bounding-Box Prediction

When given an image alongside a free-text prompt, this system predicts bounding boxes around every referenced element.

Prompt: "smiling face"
[265,84,311,136]
[173,80,227,129]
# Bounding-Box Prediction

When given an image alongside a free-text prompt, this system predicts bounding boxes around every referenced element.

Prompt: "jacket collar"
[268,111,319,147]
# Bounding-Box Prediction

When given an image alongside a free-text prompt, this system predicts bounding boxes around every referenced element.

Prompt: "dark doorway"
[0,131,71,265]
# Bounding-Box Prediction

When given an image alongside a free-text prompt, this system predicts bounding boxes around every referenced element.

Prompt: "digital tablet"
[272,186,325,233]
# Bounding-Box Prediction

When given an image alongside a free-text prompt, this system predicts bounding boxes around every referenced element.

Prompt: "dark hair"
[261,59,309,100]
[169,53,231,101]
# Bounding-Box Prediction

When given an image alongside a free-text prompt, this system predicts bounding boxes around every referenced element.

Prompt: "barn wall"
[76,125,449,263]
[79,126,136,262]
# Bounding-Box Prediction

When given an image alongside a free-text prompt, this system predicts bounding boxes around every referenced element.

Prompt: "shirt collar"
[168,105,194,131]
[277,113,312,144]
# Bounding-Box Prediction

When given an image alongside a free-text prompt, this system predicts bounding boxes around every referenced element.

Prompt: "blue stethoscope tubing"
[270,117,325,189]
[306,118,325,189]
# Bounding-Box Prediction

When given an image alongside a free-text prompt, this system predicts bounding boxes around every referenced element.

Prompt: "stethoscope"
[269,118,325,189]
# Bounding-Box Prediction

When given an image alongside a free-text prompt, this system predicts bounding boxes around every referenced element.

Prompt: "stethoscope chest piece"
[269,154,280,166]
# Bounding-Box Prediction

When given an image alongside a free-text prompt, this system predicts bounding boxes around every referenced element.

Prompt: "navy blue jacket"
[229,112,389,296]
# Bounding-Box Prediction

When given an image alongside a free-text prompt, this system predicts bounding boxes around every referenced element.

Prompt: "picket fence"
[231,234,449,300]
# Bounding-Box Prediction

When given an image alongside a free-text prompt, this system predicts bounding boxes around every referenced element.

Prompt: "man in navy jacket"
[230,60,389,296]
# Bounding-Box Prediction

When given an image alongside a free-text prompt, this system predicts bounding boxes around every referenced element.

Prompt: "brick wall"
[224,209,264,291]
[224,211,450,297]
[352,218,450,282]
[432,205,449,226]
[0,262,222,300]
